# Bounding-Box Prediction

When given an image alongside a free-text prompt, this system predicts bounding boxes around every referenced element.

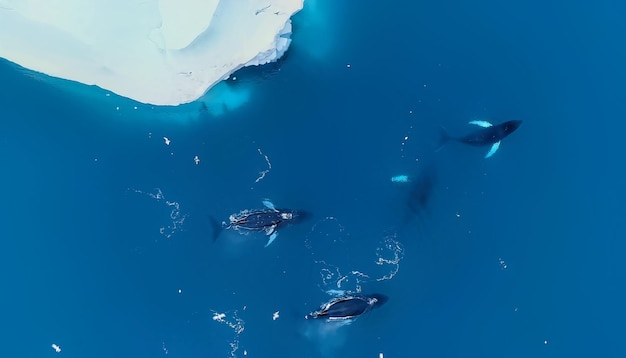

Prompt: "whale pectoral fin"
[391,175,409,183]
[265,232,278,247]
[469,120,493,128]
[485,141,501,158]
[262,199,276,210]
[265,224,277,236]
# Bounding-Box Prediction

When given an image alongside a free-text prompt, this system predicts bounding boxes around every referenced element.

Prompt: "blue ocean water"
[1,0,624,357]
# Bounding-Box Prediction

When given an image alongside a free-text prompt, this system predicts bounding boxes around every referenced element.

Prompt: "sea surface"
[0,0,624,357]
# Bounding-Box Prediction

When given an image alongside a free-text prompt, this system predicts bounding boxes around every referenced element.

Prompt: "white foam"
[0,0,303,105]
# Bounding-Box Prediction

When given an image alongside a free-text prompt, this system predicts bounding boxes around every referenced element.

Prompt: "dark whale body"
[439,119,522,158]
[210,200,308,247]
[306,293,388,321]
[229,209,296,231]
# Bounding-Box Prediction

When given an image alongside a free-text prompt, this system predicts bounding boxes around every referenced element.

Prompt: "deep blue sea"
[1,0,624,357]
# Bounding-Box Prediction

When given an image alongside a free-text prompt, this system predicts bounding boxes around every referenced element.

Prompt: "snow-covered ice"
[0,0,303,105]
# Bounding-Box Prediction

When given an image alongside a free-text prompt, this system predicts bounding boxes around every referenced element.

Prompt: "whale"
[438,119,522,158]
[305,293,388,321]
[210,199,308,247]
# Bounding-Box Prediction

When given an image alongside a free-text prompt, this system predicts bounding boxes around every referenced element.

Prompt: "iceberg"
[0,0,303,105]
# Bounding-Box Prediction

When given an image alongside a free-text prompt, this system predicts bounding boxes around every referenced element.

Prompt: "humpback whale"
[439,119,522,158]
[305,293,388,322]
[210,200,307,247]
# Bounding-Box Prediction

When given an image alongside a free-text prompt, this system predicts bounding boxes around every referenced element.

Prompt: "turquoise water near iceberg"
[0,0,625,357]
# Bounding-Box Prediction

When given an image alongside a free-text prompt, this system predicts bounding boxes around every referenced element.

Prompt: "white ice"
[0,0,303,105]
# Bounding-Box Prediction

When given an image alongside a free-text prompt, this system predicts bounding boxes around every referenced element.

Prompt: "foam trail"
[254,147,272,184]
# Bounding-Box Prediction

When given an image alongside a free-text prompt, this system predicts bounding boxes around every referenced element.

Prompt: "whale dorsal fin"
[485,141,501,158]
[262,199,276,210]
[469,120,493,128]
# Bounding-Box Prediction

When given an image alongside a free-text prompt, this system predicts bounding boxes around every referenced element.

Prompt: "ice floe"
[0,0,303,105]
